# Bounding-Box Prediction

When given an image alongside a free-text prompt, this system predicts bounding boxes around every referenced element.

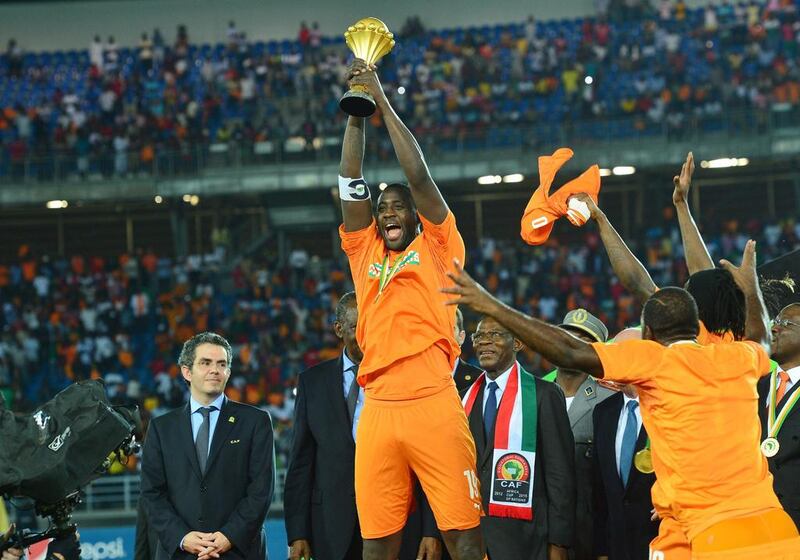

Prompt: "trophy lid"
[344,17,395,64]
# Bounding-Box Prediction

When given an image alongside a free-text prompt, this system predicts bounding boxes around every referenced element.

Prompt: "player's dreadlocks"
[760,274,796,319]
[685,268,746,340]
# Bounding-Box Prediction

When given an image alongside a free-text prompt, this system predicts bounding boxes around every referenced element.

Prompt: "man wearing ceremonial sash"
[462,317,575,560]
[444,241,800,558]
[759,303,800,529]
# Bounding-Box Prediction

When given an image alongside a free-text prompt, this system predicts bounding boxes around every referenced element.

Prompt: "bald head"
[613,327,642,342]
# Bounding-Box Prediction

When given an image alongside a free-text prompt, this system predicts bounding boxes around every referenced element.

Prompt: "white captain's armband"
[338,176,371,201]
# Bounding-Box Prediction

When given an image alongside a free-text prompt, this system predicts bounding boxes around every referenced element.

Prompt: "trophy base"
[340,90,377,118]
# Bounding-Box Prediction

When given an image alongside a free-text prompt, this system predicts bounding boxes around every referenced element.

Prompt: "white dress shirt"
[189,392,226,455]
[483,362,515,412]
[342,350,364,441]
[779,365,800,396]
[614,395,643,476]
[764,365,800,408]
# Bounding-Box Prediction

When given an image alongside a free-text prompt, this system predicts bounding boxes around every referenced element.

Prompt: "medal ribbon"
[767,365,800,438]
[376,252,406,299]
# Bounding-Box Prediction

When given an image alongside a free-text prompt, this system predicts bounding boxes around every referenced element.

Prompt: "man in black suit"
[593,384,659,560]
[463,316,575,560]
[759,303,800,529]
[453,307,484,392]
[140,332,274,560]
[284,292,442,560]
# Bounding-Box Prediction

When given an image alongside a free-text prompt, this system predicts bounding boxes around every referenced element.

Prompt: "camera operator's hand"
[1,525,22,560]
[46,532,80,560]
[2,548,22,560]
[181,532,217,556]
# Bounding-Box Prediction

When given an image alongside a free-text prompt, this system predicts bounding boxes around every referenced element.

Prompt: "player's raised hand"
[672,151,695,205]
[569,192,602,221]
[345,58,376,83]
[719,239,758,294]
[442,258,500,316]
[348,64,385,102]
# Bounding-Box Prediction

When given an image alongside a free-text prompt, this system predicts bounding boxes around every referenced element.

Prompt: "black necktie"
[195,406,216,474]
[346,365,360,425]
[484,381,499,439]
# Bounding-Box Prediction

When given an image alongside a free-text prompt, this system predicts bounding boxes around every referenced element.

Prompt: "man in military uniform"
[550,309,615,560]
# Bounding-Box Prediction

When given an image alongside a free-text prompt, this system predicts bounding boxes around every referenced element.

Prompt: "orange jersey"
[697,320,735,345]
[339,211,465,400]
[592,339,779,541]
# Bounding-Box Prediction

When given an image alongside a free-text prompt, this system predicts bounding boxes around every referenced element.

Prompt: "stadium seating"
[2,1,800,181]
[0,213,797,468]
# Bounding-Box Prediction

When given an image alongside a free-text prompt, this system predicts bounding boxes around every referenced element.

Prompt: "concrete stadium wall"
[1,0,597,52]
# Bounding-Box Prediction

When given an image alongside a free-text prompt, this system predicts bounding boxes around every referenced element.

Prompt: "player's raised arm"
[571,193,657,305]
[339,61,374,232]
[349,68,448,225]
[442,260,604,378]
[720,240,771,352]
[672,152,714,274]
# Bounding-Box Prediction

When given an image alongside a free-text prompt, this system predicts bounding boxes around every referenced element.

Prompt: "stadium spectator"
[5,2,800,180]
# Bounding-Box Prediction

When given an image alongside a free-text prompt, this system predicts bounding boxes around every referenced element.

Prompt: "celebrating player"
[444,241,800,558]
[337,59,484,560]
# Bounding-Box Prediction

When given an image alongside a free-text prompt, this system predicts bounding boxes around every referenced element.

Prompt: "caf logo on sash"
[493,453,531,504]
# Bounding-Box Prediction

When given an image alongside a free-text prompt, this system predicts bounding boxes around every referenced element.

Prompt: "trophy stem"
[339,85,377,118]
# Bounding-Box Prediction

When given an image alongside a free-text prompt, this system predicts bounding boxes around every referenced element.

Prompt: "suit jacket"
[465,369,575,560]
[140,399,274,560]
[562,375,614,560]
[453,359,485,393]
[134,500,159,560]
[592,393,659,560]
[284,357,438,560]
[758,375,800,529]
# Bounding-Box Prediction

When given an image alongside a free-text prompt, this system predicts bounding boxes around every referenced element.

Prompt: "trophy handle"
[339,85,377,118]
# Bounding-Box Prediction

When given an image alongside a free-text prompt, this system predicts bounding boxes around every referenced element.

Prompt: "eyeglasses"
[471,331,510,344]
[774,317,800,329]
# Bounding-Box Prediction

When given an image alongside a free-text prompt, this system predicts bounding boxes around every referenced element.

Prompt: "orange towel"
[520,148,601,245]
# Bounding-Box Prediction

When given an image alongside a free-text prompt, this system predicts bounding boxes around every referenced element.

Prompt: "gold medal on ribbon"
[634,448,654,474]
[761,437,780,458]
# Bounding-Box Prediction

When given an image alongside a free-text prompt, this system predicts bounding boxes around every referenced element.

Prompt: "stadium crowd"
[0,208,797,468]
[3,0,800,178]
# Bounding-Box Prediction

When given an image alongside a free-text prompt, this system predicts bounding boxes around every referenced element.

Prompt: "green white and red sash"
[462,362,538,520]
[767,360,800,441]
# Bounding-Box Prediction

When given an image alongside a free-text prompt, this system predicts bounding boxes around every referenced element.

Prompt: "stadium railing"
[2,106,799,188]
[72,470,287,524]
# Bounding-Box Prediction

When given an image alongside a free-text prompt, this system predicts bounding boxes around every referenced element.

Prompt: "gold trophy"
[340,17,396,117]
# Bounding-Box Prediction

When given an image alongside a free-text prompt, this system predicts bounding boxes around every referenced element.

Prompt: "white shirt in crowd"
[482,363,515,412]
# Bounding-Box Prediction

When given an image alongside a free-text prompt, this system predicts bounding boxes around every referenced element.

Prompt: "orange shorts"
[650,516,692,560]
[354,385,481,539]
[691,508,800,559]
